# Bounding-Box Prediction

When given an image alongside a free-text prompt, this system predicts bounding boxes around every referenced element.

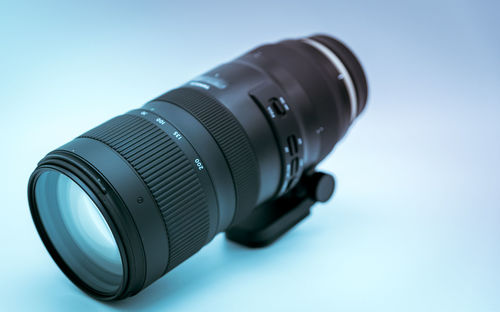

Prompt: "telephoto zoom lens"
[28,35,368,300]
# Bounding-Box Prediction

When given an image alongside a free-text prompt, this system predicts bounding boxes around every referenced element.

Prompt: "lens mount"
[302,38,359,122]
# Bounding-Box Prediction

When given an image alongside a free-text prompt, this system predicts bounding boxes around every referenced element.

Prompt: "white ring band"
[302,38,358,122]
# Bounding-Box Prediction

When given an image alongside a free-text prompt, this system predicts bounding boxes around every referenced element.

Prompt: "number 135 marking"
[173,131,182,140]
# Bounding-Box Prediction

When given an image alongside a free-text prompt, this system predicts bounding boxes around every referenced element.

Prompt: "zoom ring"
[157,87,260,225]
[80,114,209,272]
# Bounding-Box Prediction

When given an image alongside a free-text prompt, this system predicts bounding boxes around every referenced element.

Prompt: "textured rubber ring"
[156,87,260,225]
[80,114,209,272]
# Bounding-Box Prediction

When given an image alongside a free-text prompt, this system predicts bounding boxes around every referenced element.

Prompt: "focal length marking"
[194,159,204,171]
[131,109,210,175]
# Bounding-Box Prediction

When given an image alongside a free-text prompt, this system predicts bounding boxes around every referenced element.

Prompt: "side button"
[287,135,298,156]
[290,157,299,176]
[269,97,287,116]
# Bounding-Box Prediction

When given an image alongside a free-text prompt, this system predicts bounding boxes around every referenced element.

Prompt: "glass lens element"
[34,170,122,293]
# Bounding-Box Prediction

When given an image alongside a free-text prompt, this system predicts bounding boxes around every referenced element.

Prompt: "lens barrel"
[28,35,367,300]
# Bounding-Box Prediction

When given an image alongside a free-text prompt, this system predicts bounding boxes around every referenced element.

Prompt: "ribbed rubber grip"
[80,114,209,272]
[157,87,260,224]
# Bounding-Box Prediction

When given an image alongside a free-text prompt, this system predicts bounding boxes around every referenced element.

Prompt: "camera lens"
[28,34,368,300]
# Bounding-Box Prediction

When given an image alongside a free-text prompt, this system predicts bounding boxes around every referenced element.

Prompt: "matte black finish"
[142,101,236,233]
[27,34,368,300]
[305,172,336,203]
[310,34,369,115]
[80,114,214,272]
[155,88,260,225]
[226,171,336,247]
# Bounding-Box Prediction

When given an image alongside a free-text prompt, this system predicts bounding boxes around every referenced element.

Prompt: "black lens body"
[28,35,368,300]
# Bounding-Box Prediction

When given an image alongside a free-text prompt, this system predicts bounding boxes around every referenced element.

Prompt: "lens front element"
[33,170,123,294]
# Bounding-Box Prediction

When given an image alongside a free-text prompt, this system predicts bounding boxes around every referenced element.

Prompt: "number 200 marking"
[194,159,204,170]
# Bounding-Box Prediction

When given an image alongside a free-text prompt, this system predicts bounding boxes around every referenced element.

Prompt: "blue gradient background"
[1,1,499,311]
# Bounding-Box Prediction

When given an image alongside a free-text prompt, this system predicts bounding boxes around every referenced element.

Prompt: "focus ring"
[156,87,260,225]
[80,114,209,272]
